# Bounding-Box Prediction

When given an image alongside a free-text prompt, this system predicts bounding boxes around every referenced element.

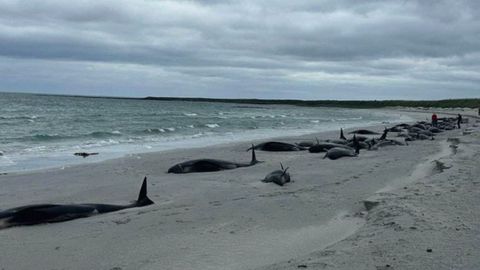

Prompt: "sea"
[0,92,413,172]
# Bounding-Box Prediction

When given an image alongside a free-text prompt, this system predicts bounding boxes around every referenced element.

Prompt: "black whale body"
[0,177,153,229]
[348,129,380,135]
[168,146,261,174]
[251,141,306,151]
[309,142,352,153]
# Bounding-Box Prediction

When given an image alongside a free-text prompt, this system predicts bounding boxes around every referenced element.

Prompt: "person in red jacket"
[431,113,438,127]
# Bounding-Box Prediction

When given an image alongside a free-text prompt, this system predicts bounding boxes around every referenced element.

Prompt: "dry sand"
[0,109,479,270]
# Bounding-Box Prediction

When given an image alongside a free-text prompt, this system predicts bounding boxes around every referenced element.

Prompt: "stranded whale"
[250,141,306,151]
[168,145,261,173]
[348,129,380,135]
[0,177,153,229]
[262,163,291,186]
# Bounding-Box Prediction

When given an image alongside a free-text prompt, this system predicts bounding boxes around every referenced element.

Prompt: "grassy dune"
[145,97,480,109]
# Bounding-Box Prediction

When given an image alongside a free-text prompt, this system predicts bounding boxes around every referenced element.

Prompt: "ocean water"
[0,92,412,172]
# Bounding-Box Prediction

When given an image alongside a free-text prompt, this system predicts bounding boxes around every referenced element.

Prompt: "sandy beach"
[0,109,479,270]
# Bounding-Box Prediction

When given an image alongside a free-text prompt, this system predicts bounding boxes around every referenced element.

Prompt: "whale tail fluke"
[137,177,154,206]
[280,163,290,176]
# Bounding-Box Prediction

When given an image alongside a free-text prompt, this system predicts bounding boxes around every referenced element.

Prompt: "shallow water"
[0,92,411,172]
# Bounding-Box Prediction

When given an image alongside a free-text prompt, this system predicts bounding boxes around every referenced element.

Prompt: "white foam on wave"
[184,113,198,117]
[205,124,220,128]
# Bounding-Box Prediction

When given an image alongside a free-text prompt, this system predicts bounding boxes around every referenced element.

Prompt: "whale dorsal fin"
[250,144,258,164]
[352,135,360,154]
[340,128,346,140]
[137,177,154,206]
[379,129,388,140]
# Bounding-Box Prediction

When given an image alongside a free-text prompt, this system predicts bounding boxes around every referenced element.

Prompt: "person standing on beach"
[457,114,462,129]
[431,113,438,127]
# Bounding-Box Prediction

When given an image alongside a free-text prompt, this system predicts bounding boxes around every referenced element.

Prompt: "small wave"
[25,145,48,152]
[233,105,267,109]
[183,113,198,117]
[0,115,39,120]
[335,117,363,121]
[205,124,220,128]
[89,131,122,138]
[31,134,67,141]
[187,125,195,128]
[310,120,320,123]
[143,128,166,133]
[166,127,175,132]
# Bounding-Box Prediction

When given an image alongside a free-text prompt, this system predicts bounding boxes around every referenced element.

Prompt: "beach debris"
[262,163,291,186]
[74,152,99,158]
[432,160,451,173]
[363,200,380,211]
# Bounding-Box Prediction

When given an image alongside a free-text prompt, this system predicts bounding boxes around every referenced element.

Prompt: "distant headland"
[144,96,480,109]
[2,91,480,109]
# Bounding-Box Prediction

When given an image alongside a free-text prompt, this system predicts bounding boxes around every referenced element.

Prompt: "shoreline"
[0,109,478,269]
[0,108,414,175]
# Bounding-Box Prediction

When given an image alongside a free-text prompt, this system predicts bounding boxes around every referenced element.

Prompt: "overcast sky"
[0,0,479,100]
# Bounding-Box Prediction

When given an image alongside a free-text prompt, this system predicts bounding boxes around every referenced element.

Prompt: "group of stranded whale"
[0,116,462,229]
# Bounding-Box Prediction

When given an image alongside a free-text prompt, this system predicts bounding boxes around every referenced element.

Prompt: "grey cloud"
[0,0,479,99]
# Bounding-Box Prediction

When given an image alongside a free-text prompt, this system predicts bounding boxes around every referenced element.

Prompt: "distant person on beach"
[431,113,438,127]
[457,114,462,129]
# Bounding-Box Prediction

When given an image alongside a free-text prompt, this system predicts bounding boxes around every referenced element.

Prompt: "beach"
[0,109,479,270]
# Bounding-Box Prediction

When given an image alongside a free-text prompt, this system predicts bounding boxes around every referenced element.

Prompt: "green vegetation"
[145,97,480,109]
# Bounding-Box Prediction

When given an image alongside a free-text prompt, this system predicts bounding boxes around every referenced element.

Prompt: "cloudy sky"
[0,0,479,100]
